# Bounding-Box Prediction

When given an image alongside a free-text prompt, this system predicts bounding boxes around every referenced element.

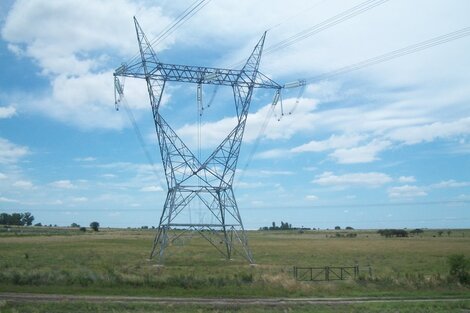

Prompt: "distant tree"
[447,230,452,237]
[21,212,34,226]
[334,226,341,230]
[410,228,424,235]
[10,213,23,225]
[0,213,10,225]
[90,221,100,232]
[71,223,80,228]
[345,226,354,230]
[141,226,149,229]
[34,222,42,227]
[378,229,408,238]
[438,231,444,237]
[0,212,34,226]
[79,227,86,232]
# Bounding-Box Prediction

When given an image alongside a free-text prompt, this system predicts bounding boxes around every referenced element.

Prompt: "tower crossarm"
[114,61,281,90]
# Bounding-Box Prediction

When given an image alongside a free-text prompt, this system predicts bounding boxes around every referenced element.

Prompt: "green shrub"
[448,254,470,284]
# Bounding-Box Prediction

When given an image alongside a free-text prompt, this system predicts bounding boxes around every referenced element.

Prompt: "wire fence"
[293,265,372,281]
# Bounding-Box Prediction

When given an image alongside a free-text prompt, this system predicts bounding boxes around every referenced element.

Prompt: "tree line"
[0,212,34,226]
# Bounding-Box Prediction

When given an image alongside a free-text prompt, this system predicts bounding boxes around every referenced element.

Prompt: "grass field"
[1,300,470,313]
[1,226,469,311]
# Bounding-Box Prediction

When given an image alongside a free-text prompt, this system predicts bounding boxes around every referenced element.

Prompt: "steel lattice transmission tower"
[114,18,281,264]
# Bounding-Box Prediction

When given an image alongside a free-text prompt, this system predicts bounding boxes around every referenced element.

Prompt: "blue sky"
[0,0,469,229]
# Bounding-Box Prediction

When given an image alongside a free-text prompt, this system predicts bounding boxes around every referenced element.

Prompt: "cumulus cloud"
[140,185,163,192]
[0,196,19,203]
[388,185,427,198]
[71,197,88,202]
[431,180,470,189]
[398,176,416,183]
[291,133,364,153]
[74,157,96,162]
[1,0,172,129]
[12,180,34,189]
[0,106,16,118]
[2,0,172,73]
[387,117,470,145]
[312,171,392,187]
[0,137,29,164]
[255,148,289,160]
[329,139,391,164]
[305,195,318,201]
[50,180,75,189]
[177,97,318,150]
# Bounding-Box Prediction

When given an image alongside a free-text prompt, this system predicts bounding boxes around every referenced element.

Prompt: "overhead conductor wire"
[236,0,391,182]
[303,26,470,83]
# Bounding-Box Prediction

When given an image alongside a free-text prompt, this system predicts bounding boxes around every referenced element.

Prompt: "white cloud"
[431,180,470,189]
[235,181,264,189]
[140,185,163,192]
[0,137,29,164]
[0,106,16,118]
[101,174,117,179]
[255,148,289,160]
[312,171,392,187]
[458,194,470,200]
[305,195,318,201]
[178,97,318,150]
[0,172,7,180]
[291,133,364,153]
[71,197,88,202]
[388,185,427,198]
[329,140,391,164]
[13,180,34,189]
[387,117,470,145]
[1,0,172,130]
[2,0,172,74]
[259,170,294,176]
[398,176,416,183]
[74,157,96,162]
[50,180,75,189]
[0,196,19,203]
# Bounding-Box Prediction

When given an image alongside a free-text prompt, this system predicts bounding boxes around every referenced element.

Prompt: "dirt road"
[1,292,469,306]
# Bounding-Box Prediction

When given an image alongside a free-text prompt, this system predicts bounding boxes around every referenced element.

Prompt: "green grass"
[0,227,469,298]
[1,300,470,313]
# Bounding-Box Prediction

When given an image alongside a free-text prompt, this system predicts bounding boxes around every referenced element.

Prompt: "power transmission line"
[302,26,470,83]
[149,0,212,48]
[35,199,470,212]
[232,1,390,176]
[120,96,161,179]
[124,0,211,67]
[267,0,329,32]
[264,0,390,55]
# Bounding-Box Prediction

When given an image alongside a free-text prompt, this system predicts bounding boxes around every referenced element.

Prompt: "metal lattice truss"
[114,18,281,264]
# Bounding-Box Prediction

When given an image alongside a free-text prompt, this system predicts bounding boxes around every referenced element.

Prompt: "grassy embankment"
[0,226,469,298]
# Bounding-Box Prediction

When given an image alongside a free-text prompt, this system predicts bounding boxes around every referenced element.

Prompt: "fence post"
[310,267,313,281]
[293,266,297,280]
[340,267,343,280]
[325,266,329,281]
